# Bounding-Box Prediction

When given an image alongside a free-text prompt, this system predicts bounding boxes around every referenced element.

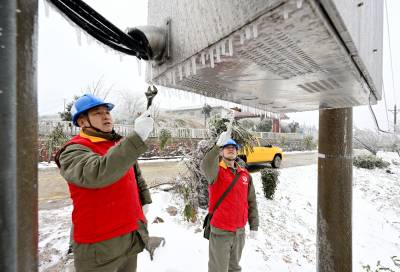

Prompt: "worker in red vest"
[55,94,155,271]
[201,129,259,272]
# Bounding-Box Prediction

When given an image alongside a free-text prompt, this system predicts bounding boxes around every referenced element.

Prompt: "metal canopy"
[147,0,383,112]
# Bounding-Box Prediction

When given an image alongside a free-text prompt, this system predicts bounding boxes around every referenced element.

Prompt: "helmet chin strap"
[83,115,111,134]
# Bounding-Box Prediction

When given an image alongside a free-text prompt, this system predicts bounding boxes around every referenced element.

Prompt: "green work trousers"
[208,226,246,272]
[73,231,144,272]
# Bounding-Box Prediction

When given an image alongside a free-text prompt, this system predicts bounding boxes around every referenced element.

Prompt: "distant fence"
[38,121,210,139]
[254,132,305,141]
[38,121,304,141]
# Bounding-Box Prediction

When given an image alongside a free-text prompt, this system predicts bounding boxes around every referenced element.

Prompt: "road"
[38,152,317,208]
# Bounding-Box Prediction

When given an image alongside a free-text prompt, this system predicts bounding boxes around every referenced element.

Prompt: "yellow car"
[238,138,283,168]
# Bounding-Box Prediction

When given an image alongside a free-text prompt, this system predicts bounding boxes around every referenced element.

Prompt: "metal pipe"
[317,107,353,272]
[0,0,38,270]
[0,0,18,270]
[16,0,39,270]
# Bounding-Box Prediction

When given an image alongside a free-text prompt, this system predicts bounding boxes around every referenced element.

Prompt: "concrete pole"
[0,0,38,270]
[317,108,353,272]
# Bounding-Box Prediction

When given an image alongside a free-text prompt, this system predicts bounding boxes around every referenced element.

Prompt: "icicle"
[167,72,172,84]
[201,53,206,65]
[253,24,258,38]
[76,28,82,46]
[119,54,124,62]
[185,62,190,78]
[297,0,303,9]
[172,70,176,85]
[191,56,197,75]
[283,9,289,20]
[178,65,183,80]
[245,27,251,40]
[216,46,221,63]
[209,48,215,68]
[149,64,153,82]
[137,59,142,76]
[163,77,167,86]
[44,0,50,17]
[221,41,226,55]
[85,34,93,45]
[240,32,245,45]
[228,38,233,56]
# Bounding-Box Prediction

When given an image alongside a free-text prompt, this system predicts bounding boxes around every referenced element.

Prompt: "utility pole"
[389,104,398,133]
[318,107,353,272]
[0,0,38,270]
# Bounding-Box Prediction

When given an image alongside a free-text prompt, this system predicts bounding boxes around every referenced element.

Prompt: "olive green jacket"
[57,129,152,264]
[201,145,259,231]
[58,130,152,205]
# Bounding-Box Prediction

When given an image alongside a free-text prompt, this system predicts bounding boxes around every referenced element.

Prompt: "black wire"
[63,0,149,54]
[61,0,121,43]
[50,0,138,55]
[368,91,392,134]
[48,0,152,60]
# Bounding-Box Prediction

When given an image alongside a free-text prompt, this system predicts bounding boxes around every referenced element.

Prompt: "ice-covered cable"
[47,0,152,60]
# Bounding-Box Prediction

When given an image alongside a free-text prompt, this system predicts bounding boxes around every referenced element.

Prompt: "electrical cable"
[47,0,152,60]
[382,81,390,130]
[384,0,398,104]
[368,91,392,134]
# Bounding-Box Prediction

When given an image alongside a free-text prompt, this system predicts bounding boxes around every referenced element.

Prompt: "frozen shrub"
[158,128,172,150]
[183,204,197,223]
[303,135,316,150]
[260,168,280,200]
[353,154,390,169]
[45,123,69,162]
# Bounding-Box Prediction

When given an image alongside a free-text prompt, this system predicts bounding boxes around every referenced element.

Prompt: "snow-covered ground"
[39,152,400,271]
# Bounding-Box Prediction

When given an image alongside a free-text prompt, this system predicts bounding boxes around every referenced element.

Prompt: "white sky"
[38,0,400,131]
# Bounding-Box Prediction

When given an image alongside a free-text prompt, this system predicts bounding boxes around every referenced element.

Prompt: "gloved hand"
[142,204,150,215]
[216,117,233,146]
[134,110,154,141]
[216,131,231,147]
[249,230,258,239]
[145,236,166,261]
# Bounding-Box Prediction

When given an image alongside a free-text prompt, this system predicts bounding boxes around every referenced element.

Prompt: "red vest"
[208,161,250,232]
[62,134,145,244]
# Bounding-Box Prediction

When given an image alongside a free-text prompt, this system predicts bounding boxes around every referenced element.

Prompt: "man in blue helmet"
[201,127,259,272]
[55,94,156,271]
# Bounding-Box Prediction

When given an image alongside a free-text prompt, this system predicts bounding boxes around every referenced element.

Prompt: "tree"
[256,119,272,132]
[113,90,145,124]
[85,75,113,100]
[158,128,172,150]
[240,119,256,131]
[288,121,299,133]
[59,95,79,121]
[201,104,212,127]
[58,77,115,122]
[45,123,69,162]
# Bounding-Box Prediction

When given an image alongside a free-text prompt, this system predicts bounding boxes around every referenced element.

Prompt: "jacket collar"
[79,131,108,142]
[80,128,123,142]
[219,160,244,172]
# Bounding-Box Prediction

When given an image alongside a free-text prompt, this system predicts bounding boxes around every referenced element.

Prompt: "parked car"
[238,138,283,168]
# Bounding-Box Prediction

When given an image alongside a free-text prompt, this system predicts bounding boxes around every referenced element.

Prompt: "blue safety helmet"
[71,94,114,127]
[222,139,239,150]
